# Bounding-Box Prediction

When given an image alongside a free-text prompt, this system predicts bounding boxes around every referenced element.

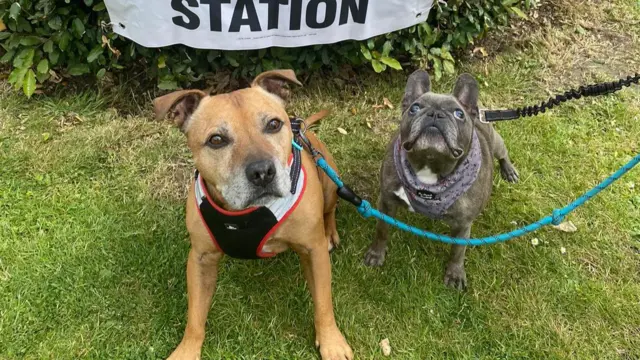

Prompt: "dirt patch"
[468,0,640,90]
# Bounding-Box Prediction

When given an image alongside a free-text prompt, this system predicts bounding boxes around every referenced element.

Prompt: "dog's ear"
[153,90,207,132]
[402,70,431,113]
[251,69,302,103]
[453,73,479,113]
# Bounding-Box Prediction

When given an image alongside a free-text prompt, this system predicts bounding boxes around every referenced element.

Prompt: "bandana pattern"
[394,131,482,219]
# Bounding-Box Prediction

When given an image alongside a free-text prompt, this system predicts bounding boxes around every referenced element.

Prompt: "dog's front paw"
[167,341,202,360]
[444,264,467,291]
[316,327,353,360]
[364,245,387,267]
[499,160,519,183]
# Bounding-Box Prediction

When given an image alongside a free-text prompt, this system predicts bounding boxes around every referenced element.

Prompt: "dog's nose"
[245,160,276,187]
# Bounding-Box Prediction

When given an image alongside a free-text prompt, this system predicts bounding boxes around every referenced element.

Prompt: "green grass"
[1,1,640,359]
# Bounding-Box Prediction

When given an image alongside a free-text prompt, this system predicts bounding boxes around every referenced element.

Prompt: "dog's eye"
[265,119,283,133]
[207,134,228,149]
[454,109,465,120]
[408,104,421,116]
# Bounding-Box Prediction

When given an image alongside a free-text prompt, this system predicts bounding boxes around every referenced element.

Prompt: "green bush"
[0,0,536,98]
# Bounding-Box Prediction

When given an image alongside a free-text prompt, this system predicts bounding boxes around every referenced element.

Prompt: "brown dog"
[153,70,352,360]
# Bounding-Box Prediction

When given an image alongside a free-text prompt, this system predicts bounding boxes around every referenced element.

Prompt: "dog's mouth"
[246,186,285,207]
[403,125,464,159]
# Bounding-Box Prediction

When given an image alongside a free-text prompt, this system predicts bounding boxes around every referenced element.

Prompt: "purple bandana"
[394,131,482,219]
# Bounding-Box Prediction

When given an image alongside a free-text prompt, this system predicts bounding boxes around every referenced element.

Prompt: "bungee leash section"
[481,73,640,122]
[291,73,640,246]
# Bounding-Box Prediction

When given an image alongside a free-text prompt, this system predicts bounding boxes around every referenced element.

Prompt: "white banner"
[104,0,433,50]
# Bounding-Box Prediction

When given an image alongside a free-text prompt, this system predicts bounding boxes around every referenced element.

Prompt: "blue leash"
[312,153,640,246]
[293,132,639,246]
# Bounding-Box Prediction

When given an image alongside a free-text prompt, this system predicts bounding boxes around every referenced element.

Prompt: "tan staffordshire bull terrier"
[153,70,353,360]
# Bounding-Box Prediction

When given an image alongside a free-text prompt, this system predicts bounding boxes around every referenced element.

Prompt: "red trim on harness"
[198,174,258,216]
[256,165,307,258]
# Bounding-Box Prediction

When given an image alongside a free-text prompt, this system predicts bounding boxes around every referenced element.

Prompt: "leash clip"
[479,109,489,124]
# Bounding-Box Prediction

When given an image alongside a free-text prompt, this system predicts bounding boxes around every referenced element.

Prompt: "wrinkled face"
[187,88,293,210]
[399,71,480,172]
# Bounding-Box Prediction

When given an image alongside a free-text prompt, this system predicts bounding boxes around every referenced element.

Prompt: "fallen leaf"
[42,132,51,142]
[337,127,348,135]
[473,47,488,57]
[101,35,121,57]
[0,20,6,32]
[48,70,62,83]
[560,247,567,255]
[372,104,385,110]
[531,238,540,246]
[366,121,372,129]
[552,221,577,233]
[383,97,394,109]
[379,338,391,356]
[350,107,357,115]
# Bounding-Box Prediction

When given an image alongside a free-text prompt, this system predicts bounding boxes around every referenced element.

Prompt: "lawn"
[1,0,639,359]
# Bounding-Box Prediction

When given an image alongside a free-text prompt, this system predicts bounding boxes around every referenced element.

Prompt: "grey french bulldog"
[364,70,519,290]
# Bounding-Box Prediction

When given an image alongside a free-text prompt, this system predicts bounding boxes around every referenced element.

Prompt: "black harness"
[194,144,305,259]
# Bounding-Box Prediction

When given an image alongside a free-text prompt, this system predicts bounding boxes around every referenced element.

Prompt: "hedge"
[0,0,536,98]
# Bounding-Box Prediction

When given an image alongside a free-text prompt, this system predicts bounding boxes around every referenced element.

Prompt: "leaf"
[8,67,27,88]
[0,50,16,63]
[87,45,103,62]
[382,41,393,56]
[443,60,455,74]
[19,36,42,46]
[13,48,35,69]
[43,40,54,53]
[72,18,86,38]
[502,0,518,6]
[510,6,528,19]
[157,55,166,69]
[320,48,330,65]
[9,3,21,20]
[58,31,71,51]
[23,69,37,98]
[42,132,51,142]
[224,53,239,67]
[379,338,391,356]
[158,79,178,90]
[360,44,372,61]
[93,2,107,11]
[84,0,94,6]
[0,32,10,41]
[371,59,386,73]
[96,68,107,78]
[68,63,90,76]
[440,48,455,62]
[48,16,62,30]
[37,59,49,74]
[383,97,394,109]
[552,221,578,233]
[49,50,60,65]
[0,20,5,32]
[337,127,348,135]
[432,57,443,80]
[36,71,50,84]
[380,56,402,70]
